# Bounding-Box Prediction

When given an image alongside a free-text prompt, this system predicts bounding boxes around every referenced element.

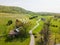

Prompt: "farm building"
[9,28,20,37]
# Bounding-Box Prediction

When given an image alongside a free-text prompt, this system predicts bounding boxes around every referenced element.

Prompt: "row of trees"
[40,20,50,45]
[38,17,59,45]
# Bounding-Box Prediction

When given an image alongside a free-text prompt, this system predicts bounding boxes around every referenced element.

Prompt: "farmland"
[0,13,37,45]
[0,5,60,45]
[33,16,60,45]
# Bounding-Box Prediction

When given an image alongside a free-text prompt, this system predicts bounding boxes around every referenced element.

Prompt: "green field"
[0,13,37,45]
[32,16,60,45]
[0,5,60,45]
[0,13,60,45]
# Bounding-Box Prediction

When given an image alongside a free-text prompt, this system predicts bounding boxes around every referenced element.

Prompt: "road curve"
[29,19,41,45]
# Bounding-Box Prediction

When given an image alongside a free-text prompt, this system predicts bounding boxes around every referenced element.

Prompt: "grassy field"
[50,17,60,43]
[33,16,52,34]
[0,5,60,45]
[0,12,60,45]
[0,13,37,45]
[32,15,60,45]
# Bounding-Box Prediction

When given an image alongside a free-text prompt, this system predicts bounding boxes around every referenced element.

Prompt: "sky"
[0,0,60,13]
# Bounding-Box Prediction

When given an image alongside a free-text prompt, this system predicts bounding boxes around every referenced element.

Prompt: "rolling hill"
[0,5,60,16]
[0,5,35,15]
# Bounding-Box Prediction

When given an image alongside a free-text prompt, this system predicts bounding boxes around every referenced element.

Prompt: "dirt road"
[29,19,41,45]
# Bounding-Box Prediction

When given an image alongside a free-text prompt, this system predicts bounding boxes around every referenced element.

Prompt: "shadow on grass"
[5,34,30,42]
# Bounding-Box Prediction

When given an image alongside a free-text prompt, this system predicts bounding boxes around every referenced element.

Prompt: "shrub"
[6,20,12,26]
[33,33,36,35]
[29,16,38,19]
[34,36,37,38]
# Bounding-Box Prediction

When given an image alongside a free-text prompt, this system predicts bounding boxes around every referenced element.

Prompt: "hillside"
[0,5,35,15]
[0,5,60,16]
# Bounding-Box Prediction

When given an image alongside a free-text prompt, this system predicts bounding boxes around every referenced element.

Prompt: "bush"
[51,25,58,27]
[34,36,37,38]
[29,16,38,19]
[33,33,36,35]
[6,20,12,26]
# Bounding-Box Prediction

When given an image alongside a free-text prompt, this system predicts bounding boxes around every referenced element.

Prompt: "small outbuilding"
[9,28,20,37]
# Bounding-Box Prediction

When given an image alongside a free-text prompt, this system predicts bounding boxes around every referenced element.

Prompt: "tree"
[6,20,12,26]
[40,20,51,45]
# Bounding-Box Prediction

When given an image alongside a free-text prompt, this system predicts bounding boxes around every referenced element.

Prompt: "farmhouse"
[9,28,20,37]
[41,18,46,21]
